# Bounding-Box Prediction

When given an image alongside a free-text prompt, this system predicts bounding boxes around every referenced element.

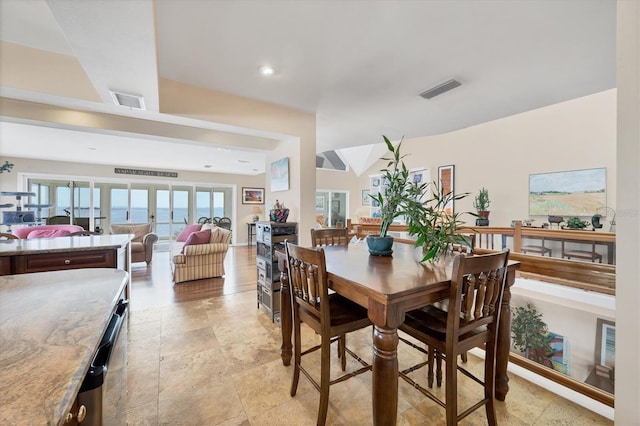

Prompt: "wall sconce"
[0,161,14,173]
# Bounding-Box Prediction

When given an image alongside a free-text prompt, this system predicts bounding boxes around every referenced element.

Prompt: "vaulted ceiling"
[0,0,616,175]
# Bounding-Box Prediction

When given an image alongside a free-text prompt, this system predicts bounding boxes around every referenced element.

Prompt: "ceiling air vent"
[109,91,145,110]
[419,79,461,99]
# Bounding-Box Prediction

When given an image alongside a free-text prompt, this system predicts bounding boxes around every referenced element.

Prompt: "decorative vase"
[366,235,394,256]
[269,208,290,223]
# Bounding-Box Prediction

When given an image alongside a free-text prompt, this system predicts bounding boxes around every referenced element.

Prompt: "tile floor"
[124,248,614,425]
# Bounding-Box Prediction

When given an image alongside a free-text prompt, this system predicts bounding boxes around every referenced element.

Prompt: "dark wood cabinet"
[13,249,118,273]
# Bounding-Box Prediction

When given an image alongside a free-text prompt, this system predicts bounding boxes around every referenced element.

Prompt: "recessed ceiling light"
[88,147,97,151]
[217,148,231,152]
[258,65,275,76]
[236,159,250,164]
[204,165,212,168]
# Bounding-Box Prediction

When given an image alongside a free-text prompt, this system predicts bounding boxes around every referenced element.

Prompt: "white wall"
[614,0,640,423]
[356,90,617,230]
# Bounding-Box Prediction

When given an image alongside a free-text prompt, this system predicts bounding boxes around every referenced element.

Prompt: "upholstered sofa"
[109,223,158,264]
[13,224,84,239]
[171,224,232,283]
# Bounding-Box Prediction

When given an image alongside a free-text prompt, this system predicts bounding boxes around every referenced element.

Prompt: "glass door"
[109,185,130,226]
[155,186,191,241]
[315,190,348,227]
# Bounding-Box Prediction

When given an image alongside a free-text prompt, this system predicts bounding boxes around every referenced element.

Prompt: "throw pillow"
[27,229,71,239]
[181,229,211,253]
[177,224,203,242]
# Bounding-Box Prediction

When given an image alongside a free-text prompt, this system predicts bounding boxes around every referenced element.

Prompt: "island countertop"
[0,234,131,256]
[0,268,129,426]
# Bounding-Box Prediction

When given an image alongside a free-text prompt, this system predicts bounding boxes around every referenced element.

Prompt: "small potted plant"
[473,187,491,226]
[564,216,589,230]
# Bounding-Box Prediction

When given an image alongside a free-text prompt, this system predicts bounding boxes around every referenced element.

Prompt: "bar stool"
[562,240,602,262]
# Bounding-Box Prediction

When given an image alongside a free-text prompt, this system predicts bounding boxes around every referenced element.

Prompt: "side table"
[247,222,256,246]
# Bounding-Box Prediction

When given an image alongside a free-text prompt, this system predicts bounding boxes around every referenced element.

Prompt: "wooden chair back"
[310,227,349,247]
[448,249,509,346]
[285,243,329,324]
[46,215,71,225]
[449,233,476,254]
[0,232,18,240]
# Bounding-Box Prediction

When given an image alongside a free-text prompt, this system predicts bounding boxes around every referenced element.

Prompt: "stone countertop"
[0,268,129,426]
[0,234,131,256]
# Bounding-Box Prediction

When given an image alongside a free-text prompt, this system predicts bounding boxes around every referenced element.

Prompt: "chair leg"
[484,340,498,426]
[339,334,346,371]
[445,351,458,426]
[318,333,332,426]
[436,349,443,387]
[290,313,301,397]
[427,346,435,388]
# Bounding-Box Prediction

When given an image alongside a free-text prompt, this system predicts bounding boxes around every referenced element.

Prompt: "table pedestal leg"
[372,325,398,426]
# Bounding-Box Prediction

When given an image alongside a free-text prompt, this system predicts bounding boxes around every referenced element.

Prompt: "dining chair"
[310,227,349,247]
[0,232,18,240]
[285,242,372,425]
[398,249,510,426]
[310,227,351,361]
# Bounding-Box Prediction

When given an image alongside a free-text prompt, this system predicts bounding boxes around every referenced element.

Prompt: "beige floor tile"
[157,377,248,426]
[534,399,613,425]
[158,347,230,401]
[128,318,162,342]
[160,326,219,358]
[128,307,162,326]
[233,358,314,420]
[127,362,160,410]
[126,401,158,426]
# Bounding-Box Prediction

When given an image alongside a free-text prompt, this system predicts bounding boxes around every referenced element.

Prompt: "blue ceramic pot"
[366,235,394,256]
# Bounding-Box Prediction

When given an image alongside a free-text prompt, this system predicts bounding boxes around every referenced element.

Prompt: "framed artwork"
[241,187,264,204]
[371,177,380,187]
[595,318,615,368]
[438,164,455,214]
[270,157,290,192]
[315,196,325,210]
[362,190,371,206]
[529,167,606,216]
[409,168,429,203]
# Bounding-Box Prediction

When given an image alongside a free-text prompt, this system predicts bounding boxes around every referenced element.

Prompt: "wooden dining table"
[277,242,519,425]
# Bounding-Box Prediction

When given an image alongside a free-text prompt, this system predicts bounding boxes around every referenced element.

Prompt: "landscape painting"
[529,168,606,216]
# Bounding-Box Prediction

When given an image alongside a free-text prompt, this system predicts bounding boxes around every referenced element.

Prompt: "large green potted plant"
[367,136,470,260]
[367,136,413,255]
[511,302,552,364]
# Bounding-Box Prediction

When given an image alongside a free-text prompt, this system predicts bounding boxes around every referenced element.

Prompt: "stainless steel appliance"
[78,292,128,425]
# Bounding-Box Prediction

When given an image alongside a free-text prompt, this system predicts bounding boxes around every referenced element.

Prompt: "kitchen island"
[0,234,131,295]
[0,268,129,426]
